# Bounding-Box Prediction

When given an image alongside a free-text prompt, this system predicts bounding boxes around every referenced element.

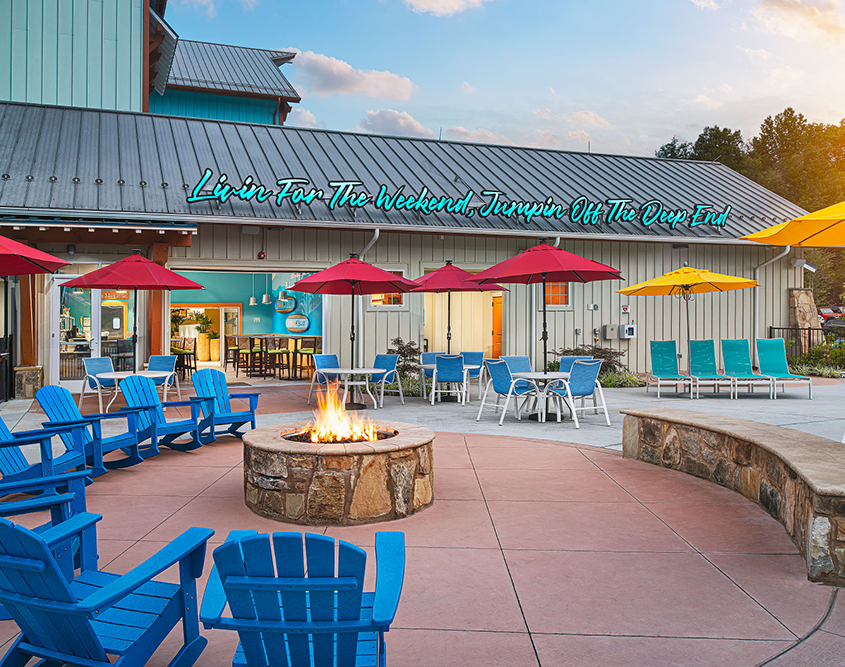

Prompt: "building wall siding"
[168,225,802,373]
[0,0,143,111]
[148,89,278,125]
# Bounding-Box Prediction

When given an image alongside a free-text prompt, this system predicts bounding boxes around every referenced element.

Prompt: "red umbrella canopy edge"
[0,235,70,276]
[291,256,418,295]
[468,243,623,285]
[62,255,204,290]
[411,262,510,293]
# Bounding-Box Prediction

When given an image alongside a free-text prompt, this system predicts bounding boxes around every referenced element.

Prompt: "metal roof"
[0,102,807,242]
[149,8,179,97]
[166,40,300,101]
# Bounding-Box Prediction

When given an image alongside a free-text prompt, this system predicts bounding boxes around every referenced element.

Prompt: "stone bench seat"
[622,408,845,585]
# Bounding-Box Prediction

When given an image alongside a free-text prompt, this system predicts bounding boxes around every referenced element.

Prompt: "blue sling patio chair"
[461,351,485,399]
[721,339,773,399]
[547,359,611,428]
[78,357,118,413]
[308,353,341,405]
[0,415,88,485]
[647,341,692,398]
[0,514,214,667]
[689,340,732,399]
[476,358,540,425]
[757,338,812,399]
[501,355,533,374]
[119,375,214,453]
[368,353,404,407]
[36,385,146,476]
[556,355,593,372]
[419,351,440,398]
[191,368,261,438]
[148,354,182,401]
[201,530,405,667]
[430,354,468,405]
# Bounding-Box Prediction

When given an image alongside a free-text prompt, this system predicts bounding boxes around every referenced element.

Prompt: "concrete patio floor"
[3,382,845,665]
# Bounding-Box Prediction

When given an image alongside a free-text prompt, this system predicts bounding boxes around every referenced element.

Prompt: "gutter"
[753,245,791,364]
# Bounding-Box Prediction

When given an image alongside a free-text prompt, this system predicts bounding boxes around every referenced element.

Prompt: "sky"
[165,0,845,157]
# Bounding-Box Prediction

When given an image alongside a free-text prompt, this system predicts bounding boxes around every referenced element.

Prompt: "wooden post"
[19,275,36,367]
[148,244,168,356]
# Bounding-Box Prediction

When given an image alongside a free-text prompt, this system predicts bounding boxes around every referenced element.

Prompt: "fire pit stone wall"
[243,421,435,525]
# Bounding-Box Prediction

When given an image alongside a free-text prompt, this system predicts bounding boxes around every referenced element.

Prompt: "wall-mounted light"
[66,244,76,256]
[791,258,818,273]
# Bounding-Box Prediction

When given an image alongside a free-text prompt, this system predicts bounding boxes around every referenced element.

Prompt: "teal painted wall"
[149,89,277,124]
[0,0,143,111]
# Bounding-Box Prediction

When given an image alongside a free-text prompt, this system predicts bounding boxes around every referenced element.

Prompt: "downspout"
[753,245,791,364]
[358,229,381,365]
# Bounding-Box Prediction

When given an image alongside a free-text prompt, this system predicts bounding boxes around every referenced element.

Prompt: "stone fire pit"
[243,420,435,525]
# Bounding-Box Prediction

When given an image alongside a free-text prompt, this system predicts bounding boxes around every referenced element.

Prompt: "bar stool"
[297,337,318,377]
[224,335,239,371]
[266,337,291,379]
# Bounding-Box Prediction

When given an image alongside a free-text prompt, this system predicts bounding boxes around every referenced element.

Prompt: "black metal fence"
[769,327,845,361]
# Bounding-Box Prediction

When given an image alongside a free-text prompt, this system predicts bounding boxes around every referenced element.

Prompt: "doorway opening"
[422,277,503,357]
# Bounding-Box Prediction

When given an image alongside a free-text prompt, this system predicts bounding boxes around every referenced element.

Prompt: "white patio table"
[511,370,571,422]
[97,370,180,411]
[320,367,385,410]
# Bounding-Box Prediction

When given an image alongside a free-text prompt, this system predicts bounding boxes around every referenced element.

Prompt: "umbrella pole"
[446,291,452,354]
[133,287,138,374]
[685,292,691,374]
[542,276,548,371]
[350,291,355,369]
[346,289,366,410]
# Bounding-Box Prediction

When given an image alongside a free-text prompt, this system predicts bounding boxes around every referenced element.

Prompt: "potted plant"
[207,329,221,362]
[170,310,185,338]
[194,312,214,362]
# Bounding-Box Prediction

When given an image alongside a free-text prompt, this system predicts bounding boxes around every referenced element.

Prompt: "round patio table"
[319,367,386,410]
[97,370,179,411]
[419,363,481,401]
[511,370,570,422]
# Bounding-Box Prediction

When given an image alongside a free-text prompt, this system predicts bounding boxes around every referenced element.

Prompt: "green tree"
[655,136,692,159]
[691,125,747,173]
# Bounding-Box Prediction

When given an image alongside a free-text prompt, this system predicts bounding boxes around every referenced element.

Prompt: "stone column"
[788,288,819,356]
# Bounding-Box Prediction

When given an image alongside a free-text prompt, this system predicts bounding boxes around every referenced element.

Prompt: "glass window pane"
[101,289,135,371]
[59,286,92,380]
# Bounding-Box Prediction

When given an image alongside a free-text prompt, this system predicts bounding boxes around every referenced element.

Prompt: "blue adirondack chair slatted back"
[0,518,108,662]
[82,357,116,389]
[650,341,680,376]
[120,375,165,431]
[0,415,29,478]
[689,340,719,376]
[36,386,93,453]
[213,532,367,667]
[370,354,398,383]
[722,339,755,375]
[192,368,231,416]
[757,338,791,376]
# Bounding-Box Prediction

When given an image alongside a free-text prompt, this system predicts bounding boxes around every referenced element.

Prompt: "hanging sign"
[186,168,731,231]
[286,314,310,333]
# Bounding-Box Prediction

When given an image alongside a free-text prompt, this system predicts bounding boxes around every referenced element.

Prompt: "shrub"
[790,362,843,378]
[599,368,646,388]
[386,337,421,375]
[548,345,627,373]
[794,335,845,368]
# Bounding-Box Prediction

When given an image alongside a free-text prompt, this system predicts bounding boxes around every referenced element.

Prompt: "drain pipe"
[753,245,791,364]
[358,229,381,365]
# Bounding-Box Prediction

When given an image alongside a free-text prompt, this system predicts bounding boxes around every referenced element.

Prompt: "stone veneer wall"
[622,408,845,585]
[244,424,434,526]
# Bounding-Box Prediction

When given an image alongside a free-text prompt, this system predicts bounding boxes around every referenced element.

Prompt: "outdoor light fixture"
[248,273,257,306]
[262,274,272,304]
[791,258,818,273]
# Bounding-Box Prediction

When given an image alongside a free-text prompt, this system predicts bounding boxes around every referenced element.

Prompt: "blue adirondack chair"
[0,514,214,667]
[0,415,87,484]
[201,530,406,667]
[119,375,214,453]
[191,368,260,438]
[36,385,145,476]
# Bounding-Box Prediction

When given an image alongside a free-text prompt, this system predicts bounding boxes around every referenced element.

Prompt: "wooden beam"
[143,0,151,112]
[148,243,169,356]
[19,276,36,367]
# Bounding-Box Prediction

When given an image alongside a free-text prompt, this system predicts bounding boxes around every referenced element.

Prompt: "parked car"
[819,307,839,325]
[823,317,845,334]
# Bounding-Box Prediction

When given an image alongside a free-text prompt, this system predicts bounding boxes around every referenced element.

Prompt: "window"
[545,282,570,307]
[370,271,406,307]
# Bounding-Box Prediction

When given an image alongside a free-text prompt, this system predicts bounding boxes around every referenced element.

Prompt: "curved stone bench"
[621,408,845,585]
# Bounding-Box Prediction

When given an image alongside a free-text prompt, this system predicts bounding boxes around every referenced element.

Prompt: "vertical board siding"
[149,90,278,130]
[168,225,801,372]
[0,0,142,112]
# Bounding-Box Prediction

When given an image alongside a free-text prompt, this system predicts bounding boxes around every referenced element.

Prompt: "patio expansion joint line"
[591,461,802,642]
[464,434,544,667]
[757,588,839,665]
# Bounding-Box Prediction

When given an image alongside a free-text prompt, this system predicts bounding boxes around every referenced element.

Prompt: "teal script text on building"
[187,168,730,230]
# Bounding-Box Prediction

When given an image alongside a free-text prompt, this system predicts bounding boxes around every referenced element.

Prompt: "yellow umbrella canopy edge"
[616,267,758,296]
[740,201,845,247]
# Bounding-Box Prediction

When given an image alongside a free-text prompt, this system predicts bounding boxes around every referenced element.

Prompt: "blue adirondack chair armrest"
[11,424,86,439]
[160,398,209,408]
[0,469,92,495]
[38,512,102,549]
[44,408,147,429]
[77,526,215,614]
[120,403,159,411]
[372,532,406,626]
[200,529,258,627]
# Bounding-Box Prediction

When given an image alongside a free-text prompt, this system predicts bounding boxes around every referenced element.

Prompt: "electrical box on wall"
[602,324,617,340]
[620,324,637,339]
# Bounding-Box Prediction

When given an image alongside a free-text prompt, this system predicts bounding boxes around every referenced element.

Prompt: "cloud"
[568,110,611,126]
[566,130,591,145]
[287,108,324,129]
[239,0,259,7]
[460,82,477,94]
[747,0,845,44]
[174,0,216,17]
[690,0,720,8]
[685,93,724,108]
[284,48,416,99]
[404,0,495,17]
[736,45,774,60]
[766,65,805,86]
[719,83,733,93]
[528,130,562,148]
[354,109,434,138]
[533,108,555,119]
[549,87,556,95]
[444,126,515,145]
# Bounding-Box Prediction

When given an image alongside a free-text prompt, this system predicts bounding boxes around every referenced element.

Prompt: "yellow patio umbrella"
[740,201,845,247]
[617,266,758,370]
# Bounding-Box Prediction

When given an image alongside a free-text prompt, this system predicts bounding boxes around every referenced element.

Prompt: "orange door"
[491,296,503,358]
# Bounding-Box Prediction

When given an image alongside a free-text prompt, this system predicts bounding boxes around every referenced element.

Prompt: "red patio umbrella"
[0,235,69,275]
[469,242,623,370]
[291,254,418,370]
[411,261,507,353]
[63,254,204,372]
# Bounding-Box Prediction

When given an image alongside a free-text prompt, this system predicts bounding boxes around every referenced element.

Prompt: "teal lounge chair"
[757,338,812,399]
[647,341,691,398]
[721,339,773,399]
[689,340,732,399]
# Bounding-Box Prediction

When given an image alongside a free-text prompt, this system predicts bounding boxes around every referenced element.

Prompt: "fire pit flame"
[307,387,379,443]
